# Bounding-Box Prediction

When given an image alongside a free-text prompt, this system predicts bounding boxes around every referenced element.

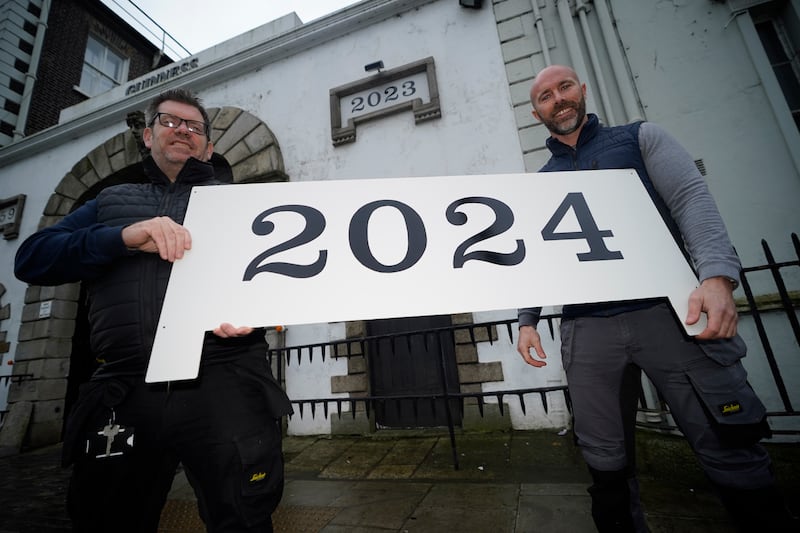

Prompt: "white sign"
[146,170,704,382]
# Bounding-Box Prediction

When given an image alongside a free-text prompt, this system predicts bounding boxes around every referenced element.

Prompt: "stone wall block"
[55,171,88,200]
[515,104,536,128]
[20,302,41,322]
[506,57,536,84]
[494,0,532,23]
[23,358,44,377]
[455,343,479,364]
[108,149,128,175]
[42,357,70,379]
[105,132,126,156]
[15,338,72,360]
[331,373,367,394]
[53,284,80,300]
[519,123,551,152]
[71,157,92,177]
[38,215,64,229]
[346,321,367,338]
[502,34,541,63]
[31,398,66,424]
[233,149,281,183]
[223,139,253,167]
[7,379,37,402]
[457,361,503,384]
[498,16,525,41]
[86,144,112,178]
[244,123,277,153]
[43,193,65,217]
[23,286,41,304]
[212,107,242,130]
[347,356,366,374]
[30,318,75,340]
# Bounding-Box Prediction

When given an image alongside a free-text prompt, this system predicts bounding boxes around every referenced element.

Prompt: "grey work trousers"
[560,302,774,490]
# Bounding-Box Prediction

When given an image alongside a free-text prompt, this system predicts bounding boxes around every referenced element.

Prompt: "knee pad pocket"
[234,424,284,525]
[686,363,771,447]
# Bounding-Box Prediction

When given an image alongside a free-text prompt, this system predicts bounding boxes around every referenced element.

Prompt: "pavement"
[1,428,798,532]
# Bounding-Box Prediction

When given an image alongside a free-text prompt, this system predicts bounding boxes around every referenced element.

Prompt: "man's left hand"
[213,323,254,338]
[686,276,738,340]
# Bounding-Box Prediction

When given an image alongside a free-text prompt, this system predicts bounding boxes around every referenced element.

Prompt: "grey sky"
[101,0,362,58]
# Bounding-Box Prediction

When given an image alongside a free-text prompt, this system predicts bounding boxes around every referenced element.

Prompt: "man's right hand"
[121,216,191,262]
[516,325,548,367]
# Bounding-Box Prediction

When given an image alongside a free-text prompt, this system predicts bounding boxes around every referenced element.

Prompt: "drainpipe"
[555,0,600,118]
[531,0,551,66]
[14,0,51,142]
[575,0,615,124]
[593,0,642,122]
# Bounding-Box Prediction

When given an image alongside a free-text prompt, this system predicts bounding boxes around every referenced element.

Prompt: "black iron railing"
[266,234,800,467]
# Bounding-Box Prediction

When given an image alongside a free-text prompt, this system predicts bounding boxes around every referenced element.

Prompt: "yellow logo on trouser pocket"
[249,472,267,483]
[719,402,742,416]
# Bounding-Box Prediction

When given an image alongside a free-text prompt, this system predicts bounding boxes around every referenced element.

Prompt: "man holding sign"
[15,89,292,532]
[517,65,794,532]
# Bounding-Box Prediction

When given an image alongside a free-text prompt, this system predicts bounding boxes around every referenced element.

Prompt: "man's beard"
[542,98,586,136]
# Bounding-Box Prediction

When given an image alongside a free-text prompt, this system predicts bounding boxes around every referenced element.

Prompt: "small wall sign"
[0,194,25,240]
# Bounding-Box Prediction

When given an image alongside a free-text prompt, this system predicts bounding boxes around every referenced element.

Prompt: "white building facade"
[0,0,798,449]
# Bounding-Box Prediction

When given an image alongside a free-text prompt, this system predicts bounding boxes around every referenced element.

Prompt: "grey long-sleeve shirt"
[518,120,741,328]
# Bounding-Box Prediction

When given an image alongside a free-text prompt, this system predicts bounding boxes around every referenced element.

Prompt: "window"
[754,3,800,131]
[78,35,128,97]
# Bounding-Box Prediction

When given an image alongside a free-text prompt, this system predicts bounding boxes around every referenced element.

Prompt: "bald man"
[517,65,795,533]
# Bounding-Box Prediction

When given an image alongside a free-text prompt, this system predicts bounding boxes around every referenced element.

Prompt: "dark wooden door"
[367,315,462,428]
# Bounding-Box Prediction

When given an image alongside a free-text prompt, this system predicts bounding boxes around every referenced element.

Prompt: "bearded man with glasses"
[15,88,293,532]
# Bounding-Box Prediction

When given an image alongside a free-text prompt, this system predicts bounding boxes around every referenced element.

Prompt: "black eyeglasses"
[150,112,209,136]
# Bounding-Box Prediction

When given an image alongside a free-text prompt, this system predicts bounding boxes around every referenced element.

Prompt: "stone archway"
[4,108,287,450]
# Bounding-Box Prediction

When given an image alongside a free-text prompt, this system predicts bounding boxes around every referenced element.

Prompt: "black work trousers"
[66,361,284,533]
